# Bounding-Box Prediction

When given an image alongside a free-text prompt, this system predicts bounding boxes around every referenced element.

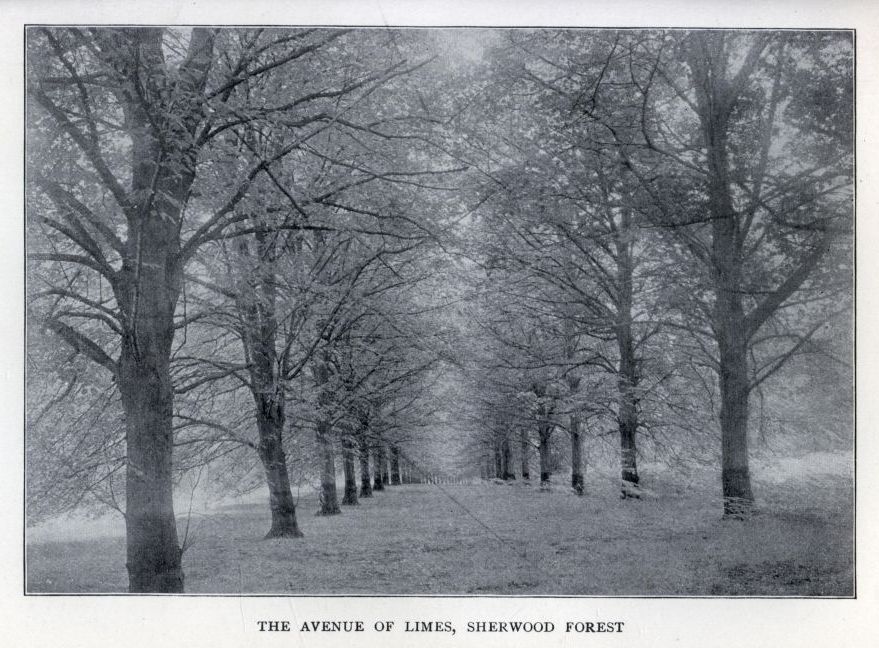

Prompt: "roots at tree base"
[620,469,640,499]
[722,467,755,519]
[571,473,584,496]
[264,525,304,539]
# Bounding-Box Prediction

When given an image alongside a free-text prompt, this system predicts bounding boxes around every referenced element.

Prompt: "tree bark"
[373,442,385,491]
[119,342,184,593]
[358,433,373,498]
[116,151,185,587]
[520,429,530,480]
[718,332,754,516]
[317,422,340,515]
[238,226,303,538]
[570,414,584,495]
[565,360,584,494]
[311,347,340,515]
[501,435,515,480]
[538,424,552,487]
[381,447,390,485]
[342,437,359,505]
[688,38,757,516]
[615,210,641,499]
[256,411,302,538]
[115,36,199,588]
[708,122,755,515]
[618,376,640,499]
[390,445,402,485]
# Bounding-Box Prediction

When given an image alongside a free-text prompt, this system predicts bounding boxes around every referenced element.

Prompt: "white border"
[3,2,876,646]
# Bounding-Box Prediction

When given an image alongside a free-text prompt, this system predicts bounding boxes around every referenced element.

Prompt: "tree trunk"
[317,422,340,515]
[689,44,757,517]
[117,134,188,591]
[358,434,373,498]
[238,226,303,538]
[617,327,640,498]
[119,343,184,593]
[615,217,641,499]
[712,198,756,515]
[257,411,302,538]
[373,442,385,491]
[618,393,640,499]
[718,332,754,517]
[538,424,552,487]
[494,442,503,478]
[342,437,358,505]
[501,435,515,480]
[570,414,584,495]
[381,448,390,485]
[565,359,584,494]
[520,429,530,480]
[390,445,402,485]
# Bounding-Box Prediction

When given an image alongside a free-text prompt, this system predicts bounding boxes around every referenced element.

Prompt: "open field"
[26,452,853,596]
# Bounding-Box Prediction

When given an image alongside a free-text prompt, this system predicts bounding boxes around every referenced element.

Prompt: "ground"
[26,452,853,595]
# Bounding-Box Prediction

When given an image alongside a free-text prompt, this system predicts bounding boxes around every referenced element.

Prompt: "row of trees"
[26,27,852,593]
[455,30,851,509]
[26,27,463,592]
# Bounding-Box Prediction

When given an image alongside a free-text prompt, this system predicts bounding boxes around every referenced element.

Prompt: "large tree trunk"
[717,330,754,517]
[520,429,530,480]
[689,42,757,517]
[570,414,584,495]
[238,226,303,538]
[119,341,183,593]
[390,445,402,485]
[317,422,340,515]
[342,437,359,505]
[118,88,191,591]
[257,412,302,538]
[709,132,755,515]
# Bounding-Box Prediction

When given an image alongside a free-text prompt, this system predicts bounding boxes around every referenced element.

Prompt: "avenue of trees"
[26,28,852,592]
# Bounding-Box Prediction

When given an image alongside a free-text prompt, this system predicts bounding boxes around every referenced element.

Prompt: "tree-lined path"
[26,28,852,594]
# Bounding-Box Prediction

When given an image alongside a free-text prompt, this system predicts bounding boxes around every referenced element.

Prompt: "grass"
[25,452,853,595]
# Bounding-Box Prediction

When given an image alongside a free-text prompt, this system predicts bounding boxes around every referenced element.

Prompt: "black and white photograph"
[4,0,877,646]
[23,23,855,596]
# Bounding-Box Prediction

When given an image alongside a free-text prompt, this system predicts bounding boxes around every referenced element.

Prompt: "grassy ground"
[26,452,853,595]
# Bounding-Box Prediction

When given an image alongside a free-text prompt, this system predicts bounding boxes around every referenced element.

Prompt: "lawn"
[25,451,853,596]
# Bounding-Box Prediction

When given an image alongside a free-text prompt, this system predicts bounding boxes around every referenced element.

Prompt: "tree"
[617,31,853,515]
[26,26,391,590]
[451,31,668,496]
[28,27,221,592]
